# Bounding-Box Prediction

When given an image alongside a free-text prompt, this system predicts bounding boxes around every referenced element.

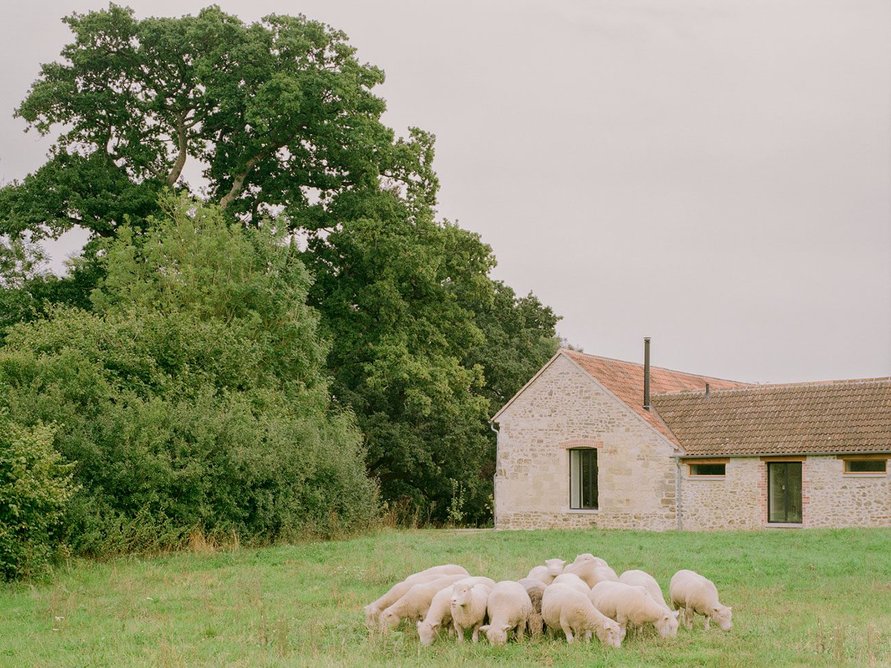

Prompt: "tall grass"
[0,528,888,666]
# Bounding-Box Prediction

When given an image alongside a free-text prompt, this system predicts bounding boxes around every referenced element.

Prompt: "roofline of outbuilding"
[672,451,891,459]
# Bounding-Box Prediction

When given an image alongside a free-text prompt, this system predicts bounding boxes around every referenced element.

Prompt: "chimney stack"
[643,337,651,410]
[705,383,710,398]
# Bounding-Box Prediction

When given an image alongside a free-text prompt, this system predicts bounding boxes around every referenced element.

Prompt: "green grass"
[1,528,889,667]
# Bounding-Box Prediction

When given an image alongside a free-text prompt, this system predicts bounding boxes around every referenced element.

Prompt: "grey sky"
[2,0,889,383]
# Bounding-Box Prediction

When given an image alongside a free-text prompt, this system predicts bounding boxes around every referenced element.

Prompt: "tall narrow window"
[570,449,598,509]
[768,462,802,523]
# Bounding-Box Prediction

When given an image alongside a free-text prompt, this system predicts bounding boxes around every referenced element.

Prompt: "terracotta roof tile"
[561,349,748,445]
[651,379,891,456]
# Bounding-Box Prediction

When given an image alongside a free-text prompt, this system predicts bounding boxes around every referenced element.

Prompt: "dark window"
[768,462,802,523]
[570,449,598,510]
[844,459,886,473]
[690,463,726,476]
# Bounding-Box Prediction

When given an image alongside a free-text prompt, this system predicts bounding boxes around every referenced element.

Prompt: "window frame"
[841,456,888,475]
[685,458,729,478]
[568,448,598,510]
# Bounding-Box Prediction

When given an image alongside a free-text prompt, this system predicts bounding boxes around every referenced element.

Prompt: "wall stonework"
[678,456,891,529]
[804,456,891,527]
[494,355,678,531]
[678,459,763,530]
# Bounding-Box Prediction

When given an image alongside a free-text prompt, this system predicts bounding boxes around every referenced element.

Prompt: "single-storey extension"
[491,345,890,530]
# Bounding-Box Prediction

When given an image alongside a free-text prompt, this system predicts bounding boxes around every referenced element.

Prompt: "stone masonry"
[494,354,678,530]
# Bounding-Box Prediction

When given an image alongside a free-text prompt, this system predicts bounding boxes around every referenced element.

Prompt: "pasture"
[0,528,889,667]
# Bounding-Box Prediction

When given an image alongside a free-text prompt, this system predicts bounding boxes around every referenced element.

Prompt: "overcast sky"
[2,0,889,383]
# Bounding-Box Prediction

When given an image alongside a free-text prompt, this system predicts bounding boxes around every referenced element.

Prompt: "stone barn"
[491,344,891,531]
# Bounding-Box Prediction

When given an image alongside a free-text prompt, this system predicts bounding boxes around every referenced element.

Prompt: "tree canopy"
[0,4,560,529]
[0,198,377,554]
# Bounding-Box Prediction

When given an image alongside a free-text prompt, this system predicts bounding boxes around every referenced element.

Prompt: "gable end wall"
[494,354,677,530]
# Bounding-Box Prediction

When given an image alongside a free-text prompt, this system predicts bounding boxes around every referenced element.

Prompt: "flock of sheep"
[364,554,733,648]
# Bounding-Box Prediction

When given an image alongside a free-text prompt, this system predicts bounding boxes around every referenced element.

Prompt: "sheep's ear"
[501,624,512,632]
[431,622,440,630]
[672,610,680,620]
[479,624,490,633]
[712,606,721,614]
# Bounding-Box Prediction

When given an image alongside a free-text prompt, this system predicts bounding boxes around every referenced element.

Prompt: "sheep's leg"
[684,607,694,630]
[561,614,575,644]
[703,614,710,631]
[471,624,480,643]
[517,620,526,643]
[455,623,465,643]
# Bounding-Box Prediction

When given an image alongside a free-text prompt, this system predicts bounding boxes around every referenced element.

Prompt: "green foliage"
[2,4,400,241]
[0,413,75,580]
[1,4,561,529]
[0,198,377,555]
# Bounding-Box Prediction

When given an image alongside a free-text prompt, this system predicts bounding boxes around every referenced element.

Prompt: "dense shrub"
[0,197,377,556]
[0,413,75,580]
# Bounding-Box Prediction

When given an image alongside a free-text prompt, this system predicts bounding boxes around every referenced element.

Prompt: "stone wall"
[679,458,763,530]
[679,455,891,529]
[804,456,891,527]
[494,354,678,531]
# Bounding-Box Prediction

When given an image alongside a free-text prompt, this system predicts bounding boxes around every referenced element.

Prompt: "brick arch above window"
[559,438,603,450]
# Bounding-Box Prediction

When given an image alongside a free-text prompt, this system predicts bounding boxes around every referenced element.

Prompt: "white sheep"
[364,564,468,628]
[551,573,592,594]
[619,569,668,606]
[540,583,625,648]
[527,558,566,584]
[479,581,534,646]
[589,581,680,638]
[564,560,619,587]
[450,582,492,642]
[378,574,467,631]
[518,578,546,636]
[573,553,610,568]
[669,569,733,632]
[416,586,454,646]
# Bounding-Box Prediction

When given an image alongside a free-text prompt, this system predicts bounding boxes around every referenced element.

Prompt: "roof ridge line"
[653,376,891,397]
[559,348,748,385]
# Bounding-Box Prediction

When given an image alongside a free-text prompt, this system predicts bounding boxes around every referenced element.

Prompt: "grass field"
[1,528,889,667]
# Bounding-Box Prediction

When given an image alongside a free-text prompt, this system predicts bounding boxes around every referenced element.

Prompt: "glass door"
[768,462,802,523]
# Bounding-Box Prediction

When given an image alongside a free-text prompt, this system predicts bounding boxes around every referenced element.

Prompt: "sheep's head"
[416,620,439,646]
[545,558,566,576]
[480,623,511,646]
[378,609,400,631]
[450,583,473,608]
[712,605,733,631]
[655,609,680,638]
[363,604,379,629]
[595,618,625,648]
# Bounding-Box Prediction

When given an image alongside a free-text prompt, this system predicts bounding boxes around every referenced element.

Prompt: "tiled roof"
[561,350,748,446]
[651,379,891,456]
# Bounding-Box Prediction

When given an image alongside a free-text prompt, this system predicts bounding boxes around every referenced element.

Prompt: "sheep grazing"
[669,569,733,632]
[479,581,534,646]
[589,581,680,638]
[518,578,546,636]
[450,582,492,642]
[551,573,592,595]
[564,560,619,588]
[364,564,468,628]
[416,586,454,646]
[378,574,467,632]
[541,583,625,648]
[619,569,667,607]
[527,558,567,584]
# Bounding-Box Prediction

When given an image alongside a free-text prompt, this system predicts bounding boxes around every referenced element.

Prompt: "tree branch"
[166,111,188,186]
